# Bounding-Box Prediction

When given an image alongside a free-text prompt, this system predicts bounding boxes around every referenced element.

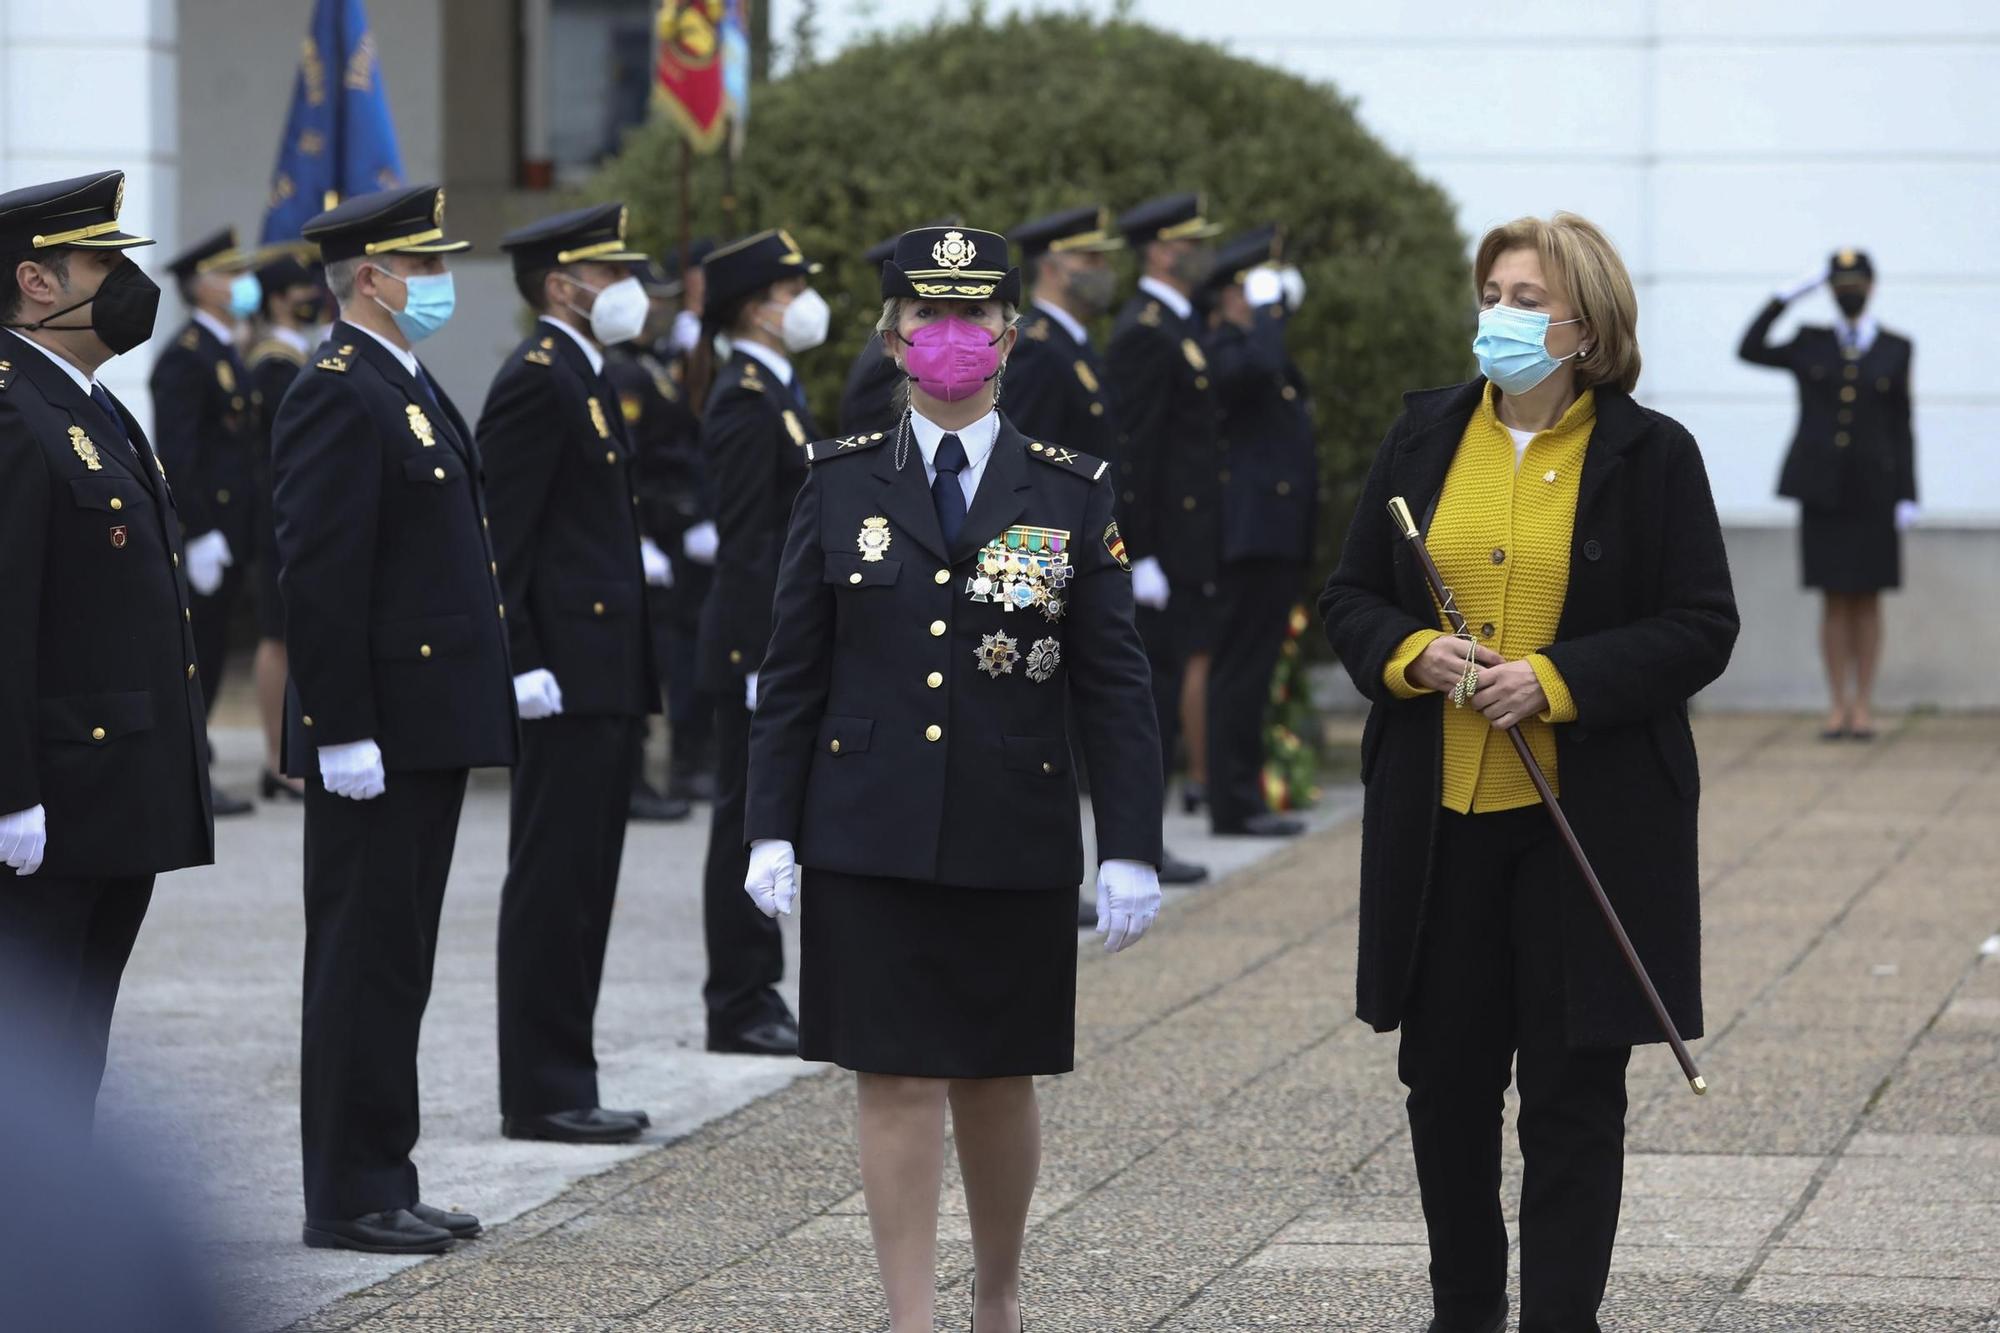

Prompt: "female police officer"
[744,225,1164,1333]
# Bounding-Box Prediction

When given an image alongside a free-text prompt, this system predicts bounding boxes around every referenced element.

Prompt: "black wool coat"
[1319,380,1739,1047]
[148,318,257,549]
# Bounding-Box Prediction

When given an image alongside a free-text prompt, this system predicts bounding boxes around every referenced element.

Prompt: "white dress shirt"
[736,338,794,385]
[1033,298,1089,348]
[192,308,237,346]
[541,314,604,375]
[269,324,312,357]
[1138,276,1193,322]
[347,320,420,378]
[1836,314,1880,356]
[14,331,96,394]
[909,407,999,508]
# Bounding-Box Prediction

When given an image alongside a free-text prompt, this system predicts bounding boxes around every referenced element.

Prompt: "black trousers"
[191,560,244,722]
[1133,580,1210,789]
[1206,560,1300,829]
[497,715,637,1116]
[700,691,790,1036]
[0,874,153,1123]
[651,572,715,771]
[1400,807,1631,1333]
[300,768,466,1221]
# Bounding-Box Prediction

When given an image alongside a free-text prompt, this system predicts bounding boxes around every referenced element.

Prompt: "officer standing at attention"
[695,228,830,1056]
[150,226,263,817]
[481,202,660,1145]
[1200,226,1312,838]
[1002,205,1120,460]
[272,184,516,1254]
[1106,193,1227,883]
[0,171,213,1122]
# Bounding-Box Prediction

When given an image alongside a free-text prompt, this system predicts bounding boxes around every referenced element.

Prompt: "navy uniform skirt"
[798,869,1078,1079]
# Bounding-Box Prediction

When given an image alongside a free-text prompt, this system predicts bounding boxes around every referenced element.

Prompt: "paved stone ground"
[246,714,2000,1332]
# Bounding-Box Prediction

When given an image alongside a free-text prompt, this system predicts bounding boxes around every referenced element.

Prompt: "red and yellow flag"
[654,0,729,153]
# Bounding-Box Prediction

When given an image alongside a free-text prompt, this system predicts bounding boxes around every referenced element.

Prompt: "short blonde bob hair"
[1473,212,1641,394]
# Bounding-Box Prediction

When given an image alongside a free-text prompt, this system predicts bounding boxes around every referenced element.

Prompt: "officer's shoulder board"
[1025,440,1110,482]
[176,325,201,351]
[805,430,886,463]
[1137,301,1165,329]
[524,334,557,367]
[313,341,357,373]
[0,356,13,392]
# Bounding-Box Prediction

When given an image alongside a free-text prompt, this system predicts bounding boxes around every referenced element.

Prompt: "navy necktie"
[413,363,443,412]
[89,383,139,457]
[932,432,969,548]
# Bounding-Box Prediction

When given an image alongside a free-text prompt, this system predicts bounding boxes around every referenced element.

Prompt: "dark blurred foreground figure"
[1739,248,1916,740]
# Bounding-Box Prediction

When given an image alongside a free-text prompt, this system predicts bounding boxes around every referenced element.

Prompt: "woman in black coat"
[1321,214,1738,1333]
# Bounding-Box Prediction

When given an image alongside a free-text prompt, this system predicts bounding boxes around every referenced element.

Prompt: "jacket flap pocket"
[1003,734,1068,777]
[560,580,639,617]
[39,689,156,744]
[824,552,901,588]
[373,612,473,661]
[68,476,143,513]
[401,453,467,485]
[815,715,874,756]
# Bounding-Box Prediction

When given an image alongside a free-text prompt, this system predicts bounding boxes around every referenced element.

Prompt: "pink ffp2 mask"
[900,316,1004,402]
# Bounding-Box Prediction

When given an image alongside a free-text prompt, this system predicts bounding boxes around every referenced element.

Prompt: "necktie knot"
[934,432,968,476]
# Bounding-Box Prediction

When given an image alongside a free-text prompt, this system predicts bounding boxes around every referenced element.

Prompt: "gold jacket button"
[1090,402,1104,416]
[109,497,123,511]
[934,569,950,585]
[187,663,196,679]
[490,561,498,575]
[1276,481,1292,496]
[593,601,605,615]
[91,727,106,741]
[185,609,191,622]
[830,739,842,755]
[433,467,446,481]
[1840,386,1856,403]
[1843,365,1859,380]
[497,603,506,619]
[925,724,942,743]
[1182,496,1196,511]
[849,572,863,585]
[605,451,617,464]
[1041,761,1054,775]
[172,553,179,566]
[1835,431,1851,447]
[929,620,946,637]
[420,644,432,658]
[926,672,942,689]
[729,649,744,664]
[302,715,314,727]
[217,489,230,504]
[1491,548,1506,565]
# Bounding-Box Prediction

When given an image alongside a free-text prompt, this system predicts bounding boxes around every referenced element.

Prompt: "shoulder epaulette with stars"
[314,342,356,373]
[1137,302,1164,328]
[524,335,556,366]
[805,430,887,463]
[0,357,14,392]
[737,364,766,394]
[1025,320,1051,342]
[177,326,201,350]
[1025,439,1110,481]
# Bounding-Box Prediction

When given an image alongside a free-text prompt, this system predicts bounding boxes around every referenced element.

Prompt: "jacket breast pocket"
[39,690,156,746]
[816,715,874,757]
[824,552,902,589]
[372,612,473,661]
[401,453,468,487]
[1003,735,1069,778]
[68,475,148,514]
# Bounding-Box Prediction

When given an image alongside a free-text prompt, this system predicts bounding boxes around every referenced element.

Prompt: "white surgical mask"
[778,288,830,353]
[585,275,648,346]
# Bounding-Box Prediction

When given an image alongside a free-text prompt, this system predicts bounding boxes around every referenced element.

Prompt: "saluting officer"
[694,229,831,1056]
[481,203,660,1145]
[838,229,915,436]
[272,184,516,1254]
[1003,205,1120,457]
[150,227,263,817]
[0,170,213,1121]
[1200,226,1312,838]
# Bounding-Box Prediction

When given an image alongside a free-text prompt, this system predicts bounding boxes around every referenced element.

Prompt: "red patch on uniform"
[1103,521,1129,570]
[109,525,128,549]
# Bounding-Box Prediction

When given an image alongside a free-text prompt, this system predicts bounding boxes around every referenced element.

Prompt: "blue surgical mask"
[228,272,263,319]
[1473,304,1584,395]
[369,266,456,342]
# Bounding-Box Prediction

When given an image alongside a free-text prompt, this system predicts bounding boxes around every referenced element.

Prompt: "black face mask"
[291,295,326,325]
[7,258,162,355]
[1834,289,1868,318]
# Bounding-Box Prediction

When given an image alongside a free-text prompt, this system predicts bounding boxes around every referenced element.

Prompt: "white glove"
[744,838,798,917]
[1131,555,1171,611]
[1243,266,1284,309]
[0,804,48,876]
[744,671,759,712]
[183,529,233,597]
[1279,264,1306,313]
[670,308,701,355]
[640,536,675,588]
[1777,266,1829,304]
[1094,858,1162,953]
[514,668,564,721]
[317,740,385,801]
[683,520,720,566]
[1895,500,1920,532]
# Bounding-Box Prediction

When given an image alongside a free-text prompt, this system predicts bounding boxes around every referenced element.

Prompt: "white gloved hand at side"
[744,838,798,917]
[1130,555,1171,611]
[1094,858,1162,953]
[183,530,233,597]
[1243,265,1285,309]
[744,671,759,712]
[640,536,675,588]
[317,740,386,801]
[683,520,720,566]
[513,669,564,721]
[1776,267,1830,304]
[0,804,48,876]
[1279,264,1306,313]
[1895,500,1920,532]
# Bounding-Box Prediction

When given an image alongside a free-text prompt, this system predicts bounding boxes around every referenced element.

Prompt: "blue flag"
[260,0,406,244]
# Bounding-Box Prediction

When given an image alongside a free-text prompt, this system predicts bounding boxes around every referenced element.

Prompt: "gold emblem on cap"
[1837,248,1857,266]
[932,230,978,272]
[858,515,893,562]
[69,426,103,472]
[433,188,446,227]
[114,176,125,217]
[406,403,436,447]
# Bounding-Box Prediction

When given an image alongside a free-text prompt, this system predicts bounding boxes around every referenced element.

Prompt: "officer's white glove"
[1094,859,1162,954]
[1895,500,1920,532]
[514,668,564,721]
[744,838,798,917]
[1776,266,1830,304]
[0,804,48,876]
[683,520,720,566]
[317,740,386,801]
[670,308,702,355]
[1243,266,1285,309]
[1130,556,1171,611]
[744,671,759,712]
[183,530,233,597]
[1279,265,1307,313]
[640,536,675,588]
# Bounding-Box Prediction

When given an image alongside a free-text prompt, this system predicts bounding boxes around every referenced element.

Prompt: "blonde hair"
[1473,212,1641,394]
[875,296,1019,335]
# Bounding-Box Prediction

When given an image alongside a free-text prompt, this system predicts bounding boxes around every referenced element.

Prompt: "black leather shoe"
[1214,812,1306,838]
[667,762,717,803]
[629,782,692,822]
[1181,780,1207,814]
[708,1015,800,1056]
[410,1201,481,1239]
[1158,850,1209,885]
[302,1208,454,1254]
[211,783,255,817]
[260,769,305,802]
[502,1107,645,1144]
[1426,1300,1505,1333]
[605,1107,651,1129]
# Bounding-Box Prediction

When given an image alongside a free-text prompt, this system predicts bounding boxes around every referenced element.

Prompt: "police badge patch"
[857,516,893,562]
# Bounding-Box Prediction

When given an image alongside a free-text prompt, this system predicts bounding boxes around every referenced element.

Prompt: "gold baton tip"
[1387,496,1418,538]
[1691,1075,1708,1095]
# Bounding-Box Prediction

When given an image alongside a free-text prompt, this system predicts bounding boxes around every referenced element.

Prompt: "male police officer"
[482,203,659,1145]
[1201,227,1312,838]
[273,184,516,1253]
[1004,205,1120,457]
[0,170,213,1122]
[151,227,263,816]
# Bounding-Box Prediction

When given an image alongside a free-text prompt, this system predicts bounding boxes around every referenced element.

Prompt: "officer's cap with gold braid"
[1011,206,1125,260]
[703,228,821,316]
[0,170,154,257]
[500,202,649,274]
[880,226,1020,305]
[1202,224,1283,292]
[304,184,470,264]
[1117,192,1223,248]
[1829,248,1874,287]
[166,226,256,279]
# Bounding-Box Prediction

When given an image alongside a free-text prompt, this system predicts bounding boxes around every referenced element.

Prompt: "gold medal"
[857,516,893,562]
[406,403,436,448]
[976,630,1020,679]
[68,426,103,472]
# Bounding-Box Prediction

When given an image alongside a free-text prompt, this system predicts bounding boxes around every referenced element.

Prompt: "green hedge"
[596,10,1471,584]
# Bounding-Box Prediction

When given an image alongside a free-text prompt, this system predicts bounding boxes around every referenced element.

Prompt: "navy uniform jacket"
[0,329,213,878]
[1208,309,1319,565]
[477,324,656,717]
[1003,305,1113,461]
[605,342,706,555]
[695,349,820,691]
[745,417,1163,889]
[148,318,256,548]
[1105,291,1221,585]
[248,337,307,577]
[1739,301,1915,512]
[271,321,518,776]
[838,338,903,436]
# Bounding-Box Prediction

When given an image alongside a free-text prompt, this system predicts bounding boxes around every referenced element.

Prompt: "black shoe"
[302,1208,454,1254]
[1213,812,1306,838]
[211,783,255,817]
[409,1200,482,1239]
[1182,780,1207,814]
[605,1107,652,1129]
[1158,850,1209,885]
[1426,1300,1505,1333]
[259,769,305,802]
[708,1015,800,1056]
[628,783,693,822]
[667,763,717,803]
[502,1107,645,1144]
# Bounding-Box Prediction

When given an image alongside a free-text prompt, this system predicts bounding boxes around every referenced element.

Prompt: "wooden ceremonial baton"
[1386,496,1708,1095]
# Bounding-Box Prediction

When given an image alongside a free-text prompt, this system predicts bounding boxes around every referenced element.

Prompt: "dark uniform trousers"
[1205,560,1299,826]
[1400,807,1630,1333]
[703,691,783,1032]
